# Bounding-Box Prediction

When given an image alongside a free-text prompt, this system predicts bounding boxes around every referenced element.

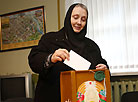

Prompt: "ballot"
[64,50,91,70]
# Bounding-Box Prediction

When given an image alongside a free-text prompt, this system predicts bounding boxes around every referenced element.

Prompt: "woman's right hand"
[51,48,70,63]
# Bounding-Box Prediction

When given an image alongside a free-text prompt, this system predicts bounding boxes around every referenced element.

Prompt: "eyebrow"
[72,14,87,18]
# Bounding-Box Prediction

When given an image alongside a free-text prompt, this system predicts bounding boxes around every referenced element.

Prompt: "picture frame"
[0,6,46,51]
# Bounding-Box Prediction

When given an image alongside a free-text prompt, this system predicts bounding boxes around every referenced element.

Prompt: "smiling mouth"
[74,26,81,30]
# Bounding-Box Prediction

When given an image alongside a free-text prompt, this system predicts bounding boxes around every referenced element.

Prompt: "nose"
[77,18,82,24]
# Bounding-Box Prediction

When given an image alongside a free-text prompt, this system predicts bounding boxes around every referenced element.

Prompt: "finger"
[51,50,63,63]
[62,51,70,61]
[51,49,69,63]
[57,49,70,61]
[96,64,107,69]
[58,53,66,61]
[59,49,70,60]
[56,56,63,62]
[51,54,62,63]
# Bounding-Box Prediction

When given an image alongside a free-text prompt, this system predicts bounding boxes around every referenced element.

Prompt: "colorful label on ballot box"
[77,81,106,102]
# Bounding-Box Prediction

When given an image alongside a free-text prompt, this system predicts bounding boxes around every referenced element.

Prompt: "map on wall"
[0,6,45,51]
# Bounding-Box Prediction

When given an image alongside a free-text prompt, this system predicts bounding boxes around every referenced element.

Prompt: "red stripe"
[99,94,106,101]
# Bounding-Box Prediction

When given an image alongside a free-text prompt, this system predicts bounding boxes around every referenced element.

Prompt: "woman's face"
[71,6,87,33]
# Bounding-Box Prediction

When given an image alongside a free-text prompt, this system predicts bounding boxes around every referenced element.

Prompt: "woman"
[28,3,108,102]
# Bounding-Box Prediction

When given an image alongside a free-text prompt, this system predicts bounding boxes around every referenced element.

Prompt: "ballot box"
[60,69,111,102]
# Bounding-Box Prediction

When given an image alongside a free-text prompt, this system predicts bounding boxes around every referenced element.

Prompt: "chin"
[74,29,81,33]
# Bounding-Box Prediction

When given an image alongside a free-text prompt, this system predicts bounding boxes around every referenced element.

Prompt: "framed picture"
[0,6,46,51]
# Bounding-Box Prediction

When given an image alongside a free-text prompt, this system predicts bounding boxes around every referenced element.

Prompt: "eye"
[81,17,87,22]
[73,15,79,19]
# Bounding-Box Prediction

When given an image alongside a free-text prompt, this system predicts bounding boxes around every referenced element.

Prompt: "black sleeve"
[86,38,109,69]
[28,34,53,75]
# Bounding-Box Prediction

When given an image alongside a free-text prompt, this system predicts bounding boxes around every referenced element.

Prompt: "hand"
[96,64,107,69]
[51,48,70,63]
[65,99,71,102]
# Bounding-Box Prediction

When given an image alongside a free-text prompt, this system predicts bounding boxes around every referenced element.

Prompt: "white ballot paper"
[64,50,91,70]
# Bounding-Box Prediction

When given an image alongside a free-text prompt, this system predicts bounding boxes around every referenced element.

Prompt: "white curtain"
[65,0,138,75]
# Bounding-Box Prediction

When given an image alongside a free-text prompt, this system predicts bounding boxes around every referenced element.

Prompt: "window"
[66,0,138,76]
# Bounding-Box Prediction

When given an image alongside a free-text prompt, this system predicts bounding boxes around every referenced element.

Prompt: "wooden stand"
[60,69,111,102]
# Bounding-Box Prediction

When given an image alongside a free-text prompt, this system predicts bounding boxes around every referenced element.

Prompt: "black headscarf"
[63,3,88,54]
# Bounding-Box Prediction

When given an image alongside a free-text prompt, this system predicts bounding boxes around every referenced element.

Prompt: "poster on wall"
[0,6,46,51]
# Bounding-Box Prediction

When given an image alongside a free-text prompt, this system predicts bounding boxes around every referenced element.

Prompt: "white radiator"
[111,80,138,102]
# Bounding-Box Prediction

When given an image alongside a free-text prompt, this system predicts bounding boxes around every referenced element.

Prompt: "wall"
[0,0,65,75]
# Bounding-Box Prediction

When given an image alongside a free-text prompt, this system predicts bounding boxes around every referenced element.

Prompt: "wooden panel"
[60,69,111,102]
